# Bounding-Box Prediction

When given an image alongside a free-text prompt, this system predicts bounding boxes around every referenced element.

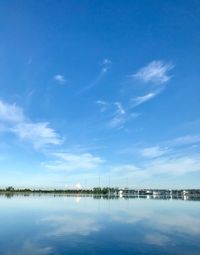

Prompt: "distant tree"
[6,186,15,192]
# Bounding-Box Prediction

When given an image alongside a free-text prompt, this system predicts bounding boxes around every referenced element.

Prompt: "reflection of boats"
[183,190,189,200]
[111,188,200,201]
[153,191,160,198]
[119,190,123,198]
[75,196,81,203]
[0,188,200,201]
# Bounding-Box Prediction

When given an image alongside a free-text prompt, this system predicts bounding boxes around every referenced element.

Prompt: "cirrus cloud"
[43,152,104,172]
[0,100,61,149]
[132,60,173,85]
[54,74,66,84]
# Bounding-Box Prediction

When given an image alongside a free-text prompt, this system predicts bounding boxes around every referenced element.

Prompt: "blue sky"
[0,0,200,189]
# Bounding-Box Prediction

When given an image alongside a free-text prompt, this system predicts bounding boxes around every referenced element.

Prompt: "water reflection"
[41,215,101,237]
[12,241,53,255]
[1,192,200,201]
[145,233,170,246]
[0,195,199,255]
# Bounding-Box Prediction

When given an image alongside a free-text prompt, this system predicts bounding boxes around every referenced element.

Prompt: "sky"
[0,0,200,189]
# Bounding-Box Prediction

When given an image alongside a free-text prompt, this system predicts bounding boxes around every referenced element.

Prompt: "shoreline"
[0,188,200,201]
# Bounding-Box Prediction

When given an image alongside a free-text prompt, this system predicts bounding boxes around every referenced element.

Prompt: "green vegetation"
[0,186,119,195]
[0,187,200,198]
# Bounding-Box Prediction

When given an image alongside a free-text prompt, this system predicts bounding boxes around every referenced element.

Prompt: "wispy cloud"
[111,200,200,236]
[167,135,200,147]
[132,60,173,85]
[145,233,170,246]
[110,133,200,178]
[108,112,139,129]
[96,100,138,128]
[42,214,101,236]
[110,164,141,175]
[140,146,168,158]
[13,240,53,255]
[114,102,126,115]
[54,74,66,84]
[101,58,112,73]
[43,152,104,172]
[80,58,112,93]
[132,91,158,106]
[0,100,61,149]
[139,134,200,159]
[0,100,24,122]
[96,60,174,129]
[96,100,109,112]
[146,155,200,175]
[108,102,128,128]
[129,60,174,109]
[109,154,200,177]
[11,122,60,149]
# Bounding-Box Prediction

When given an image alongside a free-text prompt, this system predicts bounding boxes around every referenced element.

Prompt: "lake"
[0,195,200,255]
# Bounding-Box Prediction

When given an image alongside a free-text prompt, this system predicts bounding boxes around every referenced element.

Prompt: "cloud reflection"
[6,240,53,255]
[41,214,101,237]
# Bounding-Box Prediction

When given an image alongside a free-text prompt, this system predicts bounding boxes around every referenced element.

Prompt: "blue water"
[0,195,200,255]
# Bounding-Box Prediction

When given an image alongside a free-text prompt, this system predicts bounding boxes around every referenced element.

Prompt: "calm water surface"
[0,195,200,255]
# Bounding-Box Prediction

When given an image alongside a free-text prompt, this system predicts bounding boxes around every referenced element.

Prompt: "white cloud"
[127,135,200,176]
[168,135,200,147]
[96,100,138,128]
[109,154,200,178]
[101,58,112,73]
[108,102,139,128]
[96,100,128,128]
[12,122,61,149]
[96,100,109,112]
[146,155,200,175]
[43,152,104,171]
[80,58,112,92]
[129,61,173,109]
[0,100,24,122]
[108,102,126,128]
[114,102,126,115]
[140,146,167,158]
[108,163,149,180]
[94,60,174,129]
[108,116,125,128]
[110,164,141,174]
[133,91,158,106]
[0,100,61,149]
[133,60,173,85]
[54,74,66,84]
[102,58,112,65]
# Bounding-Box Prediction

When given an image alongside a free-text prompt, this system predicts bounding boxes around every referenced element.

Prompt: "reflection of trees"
[4,192,14,198]
[93,195,101,199]
[0,187,199,201]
